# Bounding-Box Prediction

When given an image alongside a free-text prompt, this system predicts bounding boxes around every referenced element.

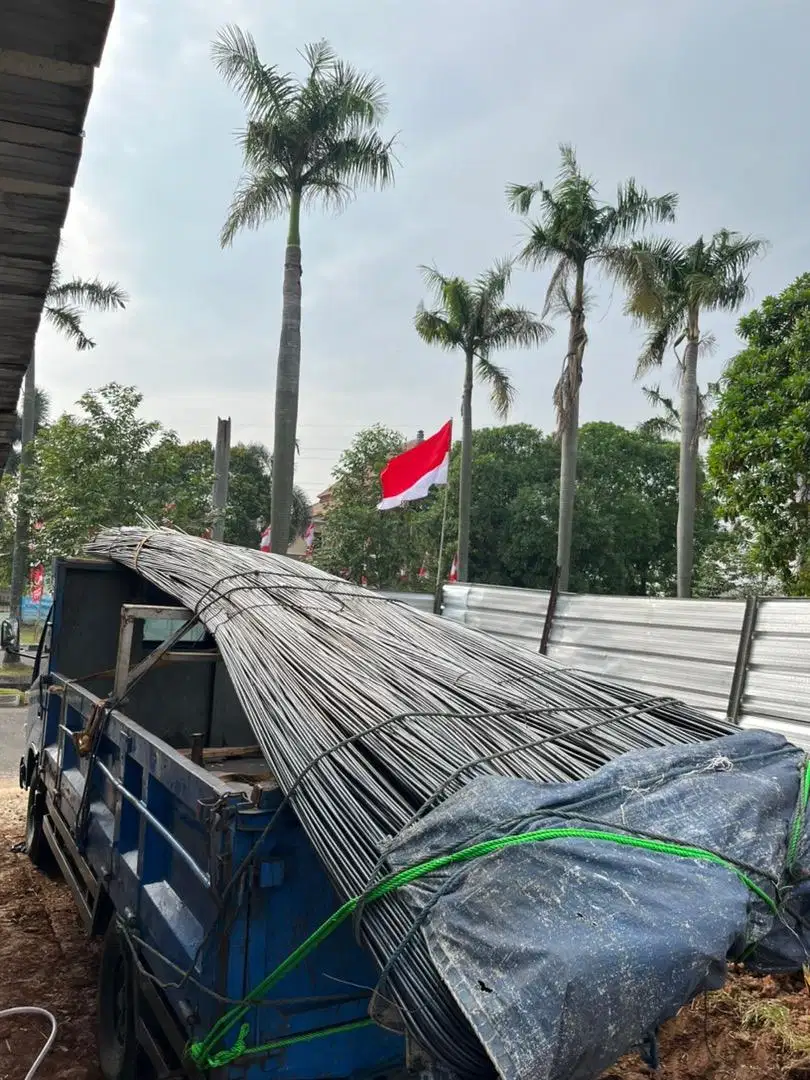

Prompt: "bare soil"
[603,970,810,1080]
[0,784,101,1080]
[0,781,808,1080]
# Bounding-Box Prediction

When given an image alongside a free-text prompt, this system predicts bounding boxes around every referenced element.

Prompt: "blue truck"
[20,556,406,1080]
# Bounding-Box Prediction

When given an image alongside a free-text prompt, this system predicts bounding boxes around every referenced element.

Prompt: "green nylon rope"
[188,824,777,1070]
[787,759,810,868]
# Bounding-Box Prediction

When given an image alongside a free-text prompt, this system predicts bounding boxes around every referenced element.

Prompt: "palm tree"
[9,265,127,622]
[638,383,713,443]
[621,230,764,596]
[414,260,550,581]
[212,27,396,561]
[507,145,677,591]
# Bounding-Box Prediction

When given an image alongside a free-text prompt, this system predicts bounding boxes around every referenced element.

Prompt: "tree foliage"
[315,426,440,589]
[17,384,309,566]
[708,273,810,590]
[316,422,716,596]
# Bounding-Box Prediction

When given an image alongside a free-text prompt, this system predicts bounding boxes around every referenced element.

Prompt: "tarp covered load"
[384,729,810,1080]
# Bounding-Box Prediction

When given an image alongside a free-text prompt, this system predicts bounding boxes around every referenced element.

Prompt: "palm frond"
[301,39,338,80]
[486,305,553,351]
[475,356,515,419]
[303,130,397,202]
[212,25,295,118]
[542,257,571,317]
[606,237,686,319]
[414,305,460,350]
[47,277,128,311]
[418,265,471,331]
[519,222,567,271]
[506,180,545,216]
[476,258,513,307]
[220,171,291,246]
[635,315,681,378]
[43,303,95,350]
[608,180,678,241]
[329,57,389,123]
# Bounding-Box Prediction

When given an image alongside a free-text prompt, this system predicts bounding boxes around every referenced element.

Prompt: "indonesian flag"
[448,554,458,582]
[259,526,271,552]
[418,556,428,580]
[378,421,452,510]
[304,522,316,550]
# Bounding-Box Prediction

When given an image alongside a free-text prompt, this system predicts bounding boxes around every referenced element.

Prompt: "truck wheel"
[25,770,55,872]
[98,921,139,1080]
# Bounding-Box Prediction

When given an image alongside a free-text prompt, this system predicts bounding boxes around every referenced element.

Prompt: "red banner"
[29,563,45,604]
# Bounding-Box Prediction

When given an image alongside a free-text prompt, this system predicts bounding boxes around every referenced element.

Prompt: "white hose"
[0,1008,58,1080]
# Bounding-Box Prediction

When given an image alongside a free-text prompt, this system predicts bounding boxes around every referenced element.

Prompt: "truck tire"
[25,770,54,873]
[98,921,139,1080]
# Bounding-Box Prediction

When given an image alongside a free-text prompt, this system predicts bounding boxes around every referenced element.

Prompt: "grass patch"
[742,999,810,1054]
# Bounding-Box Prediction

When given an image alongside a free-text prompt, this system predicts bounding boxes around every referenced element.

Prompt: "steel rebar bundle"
[88,528,732,1076]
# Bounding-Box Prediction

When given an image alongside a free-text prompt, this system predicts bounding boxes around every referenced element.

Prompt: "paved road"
[0,704,27,778]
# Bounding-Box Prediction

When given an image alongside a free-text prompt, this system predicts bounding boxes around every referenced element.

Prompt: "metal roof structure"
[0,0,115,470]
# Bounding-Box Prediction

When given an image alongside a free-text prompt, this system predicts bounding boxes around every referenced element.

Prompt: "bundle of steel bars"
[88,528,732,1075]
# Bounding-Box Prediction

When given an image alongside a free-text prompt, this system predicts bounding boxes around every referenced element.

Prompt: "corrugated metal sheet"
[738,599,810,751]
[378,590,435,613]
[0,0,115,468]
[443,583,550,650]
[441,585,745,719]
[547,594,745,719]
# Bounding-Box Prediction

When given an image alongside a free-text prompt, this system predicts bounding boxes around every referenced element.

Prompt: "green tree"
[508,145,677,593]
[317,422,714,596]
[213,27,396,564]
[414,261,550,582]
[315,425,441,589]
[30,385,162,560]
[10,264,127,619]
[708,273,810,591]
[621,230,765,597]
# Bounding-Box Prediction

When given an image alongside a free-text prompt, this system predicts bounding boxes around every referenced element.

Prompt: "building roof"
[0,0,115,470]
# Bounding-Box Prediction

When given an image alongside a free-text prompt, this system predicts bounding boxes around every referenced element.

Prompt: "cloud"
[39,0,810,499]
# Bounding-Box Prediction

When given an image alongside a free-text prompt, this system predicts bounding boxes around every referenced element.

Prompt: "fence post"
[539,566,561,656]
[726,594,759,722]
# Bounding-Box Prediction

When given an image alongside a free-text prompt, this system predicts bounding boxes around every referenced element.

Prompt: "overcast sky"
[39,0,810,499]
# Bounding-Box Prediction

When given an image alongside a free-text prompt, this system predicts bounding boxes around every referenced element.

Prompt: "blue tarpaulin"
[383,731,809,1080]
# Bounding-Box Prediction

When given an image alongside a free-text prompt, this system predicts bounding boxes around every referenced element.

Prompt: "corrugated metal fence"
[441,584,810,749]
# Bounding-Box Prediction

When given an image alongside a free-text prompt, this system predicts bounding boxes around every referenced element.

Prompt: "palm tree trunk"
[677,317,700,598]
[9,350,36,625]
[556,267,586,592]
[457,350,474,582]
[270,191,302,556]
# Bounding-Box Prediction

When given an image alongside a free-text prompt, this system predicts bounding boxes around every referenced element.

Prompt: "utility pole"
[211,417,231,543]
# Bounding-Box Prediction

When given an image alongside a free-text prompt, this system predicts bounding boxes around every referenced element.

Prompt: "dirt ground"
[0,781,809,1080]
[0,784,101,1080]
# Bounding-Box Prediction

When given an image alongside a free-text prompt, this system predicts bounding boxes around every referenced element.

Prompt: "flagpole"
[434,482,450,595]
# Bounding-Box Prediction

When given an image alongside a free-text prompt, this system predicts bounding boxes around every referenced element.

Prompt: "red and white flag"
[378,421,452,510]
[259,526,271,552]
[448,554,458,582]
[304,522,316,551]
[418,556,428,580]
